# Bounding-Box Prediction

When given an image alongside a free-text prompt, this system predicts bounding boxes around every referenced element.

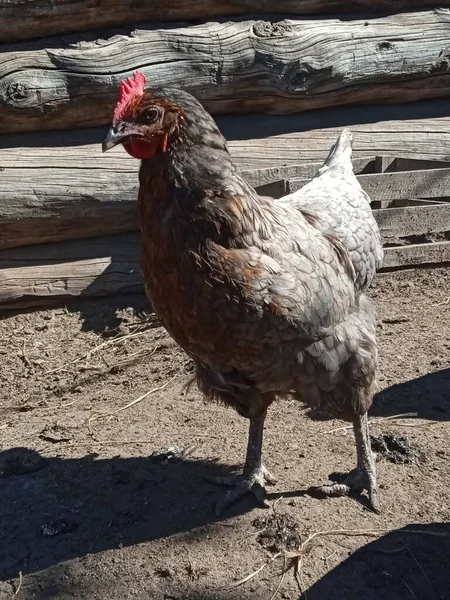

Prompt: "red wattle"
[123,137,162,160]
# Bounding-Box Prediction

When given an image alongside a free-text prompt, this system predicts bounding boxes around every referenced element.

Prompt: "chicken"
[103,72,384,514]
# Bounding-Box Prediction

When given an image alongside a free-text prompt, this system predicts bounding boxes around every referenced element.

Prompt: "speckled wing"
[208,190,358,351]
[282,129,384,291]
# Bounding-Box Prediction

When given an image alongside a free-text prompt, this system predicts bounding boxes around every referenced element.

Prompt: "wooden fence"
[0,1,449,310]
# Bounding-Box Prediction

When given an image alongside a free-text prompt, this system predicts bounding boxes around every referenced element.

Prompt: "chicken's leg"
[315,413,379,512]
[209,411,276,515]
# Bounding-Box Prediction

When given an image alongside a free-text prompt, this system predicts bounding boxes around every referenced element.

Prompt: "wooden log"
[0,234,142,307]
[0,168,139,249]
[1,233,449,309]
[2,100,450,250]
[2,1,445,42]
[0,157,377,250]
[2,11,450,133]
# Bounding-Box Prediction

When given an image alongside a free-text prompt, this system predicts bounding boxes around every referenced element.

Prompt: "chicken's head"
[102,71,187,160]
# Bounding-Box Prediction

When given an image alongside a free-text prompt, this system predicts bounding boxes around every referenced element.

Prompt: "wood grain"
[2,105,450,249]
[373,205,450,241]
[0,160,377,250]
[0,234,141,306]
[382,241,450,268]
[1,233,449,308]
[1,1,445,42]
[2,11,450,132]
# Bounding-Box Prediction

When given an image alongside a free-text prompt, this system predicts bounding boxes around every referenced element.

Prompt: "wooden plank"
[1,1,445,42]
[2,104,450,250]
[360,169,450,201]
[392,158,450,172]
[382,241,450,268]
[0,156,375,250]
[0,234,142,307]
[240,156,374,188]
[290,168,450,201]
[0,168,139,249]
[374,204,450,240]
[3,12,450,132]
[3,103,450,168]
[2,235,449,309]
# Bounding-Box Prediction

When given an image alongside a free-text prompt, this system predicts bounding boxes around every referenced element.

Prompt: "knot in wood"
[6,81,28,104]
[282,61,333,93]
[377,41,394,52]
[252,20,292,38]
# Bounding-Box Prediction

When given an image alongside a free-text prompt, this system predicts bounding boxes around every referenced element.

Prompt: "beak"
[102,122,139,152]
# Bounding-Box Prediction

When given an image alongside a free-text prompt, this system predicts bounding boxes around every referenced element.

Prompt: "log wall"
[2,11,450,132]
[2,107,450,250]
[0,1,449,311]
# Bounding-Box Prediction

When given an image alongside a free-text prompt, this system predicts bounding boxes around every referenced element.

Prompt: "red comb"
[113,71,147,121]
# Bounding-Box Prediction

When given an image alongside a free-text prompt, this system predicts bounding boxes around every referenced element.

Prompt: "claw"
[313,467,380,513]
[206,464,276,516]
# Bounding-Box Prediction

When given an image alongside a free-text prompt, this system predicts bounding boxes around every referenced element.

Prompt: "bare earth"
[0,268,449,600]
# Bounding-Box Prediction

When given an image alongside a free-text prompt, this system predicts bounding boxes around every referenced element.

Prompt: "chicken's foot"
[208,411,276,515]
[314,413,379,513]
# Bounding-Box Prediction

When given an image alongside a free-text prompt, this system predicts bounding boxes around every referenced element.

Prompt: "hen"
[103,72,384,514]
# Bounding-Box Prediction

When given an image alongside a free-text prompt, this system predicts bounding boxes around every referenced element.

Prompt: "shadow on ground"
[0,447,245,582]
[372,368,450,422]
[305,521,450,600]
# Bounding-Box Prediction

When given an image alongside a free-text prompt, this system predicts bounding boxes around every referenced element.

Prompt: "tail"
[316,128,354,179]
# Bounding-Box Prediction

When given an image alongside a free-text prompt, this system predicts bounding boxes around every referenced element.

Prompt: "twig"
[216,553,281,590]
[14,571,23,596]
[20,340,33,370]
[39,439,156,451]
[116,371,181,414]
[45,326,150,375]
[89,369,182,424]
[269,553,287,600]
[319,412,419,435]
[404,580,419,600]
[322,548,338,568]
[433,296,450,307]
[219,527,449,595]
[89,518,115,553]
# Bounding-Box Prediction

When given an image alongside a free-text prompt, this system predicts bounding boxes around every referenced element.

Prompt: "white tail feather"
[316,128,354,179]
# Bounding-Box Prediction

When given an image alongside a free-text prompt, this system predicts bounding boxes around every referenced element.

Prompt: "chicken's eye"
[144,108,159,124]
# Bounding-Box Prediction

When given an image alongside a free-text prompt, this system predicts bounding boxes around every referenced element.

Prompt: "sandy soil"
[0,268,449,600]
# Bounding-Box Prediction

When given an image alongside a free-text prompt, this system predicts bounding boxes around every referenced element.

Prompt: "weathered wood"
[4,101,450,167]
[3,102,450,249]
[383,241,450,268]
[0,234,141,307]
[0,157,378,249]
[374,205,450,241]
[0,168,139,249]
[2,11,450,133]
[1,233,449,308]
[2,1,445,42]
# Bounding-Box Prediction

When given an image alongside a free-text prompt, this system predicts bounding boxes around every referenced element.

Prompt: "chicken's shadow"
[0,447,248,581]
[303,521,450,600]
[372,368,450,422]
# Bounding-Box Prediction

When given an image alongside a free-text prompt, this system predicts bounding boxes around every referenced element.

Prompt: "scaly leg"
[208,411,276,515]
[316,413,379,513]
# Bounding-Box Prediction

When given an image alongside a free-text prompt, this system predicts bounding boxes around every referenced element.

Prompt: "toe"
[261,465,277,486]
[204,474,240,487]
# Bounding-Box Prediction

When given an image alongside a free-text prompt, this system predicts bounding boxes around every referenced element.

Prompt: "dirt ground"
[0,268,449,600]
